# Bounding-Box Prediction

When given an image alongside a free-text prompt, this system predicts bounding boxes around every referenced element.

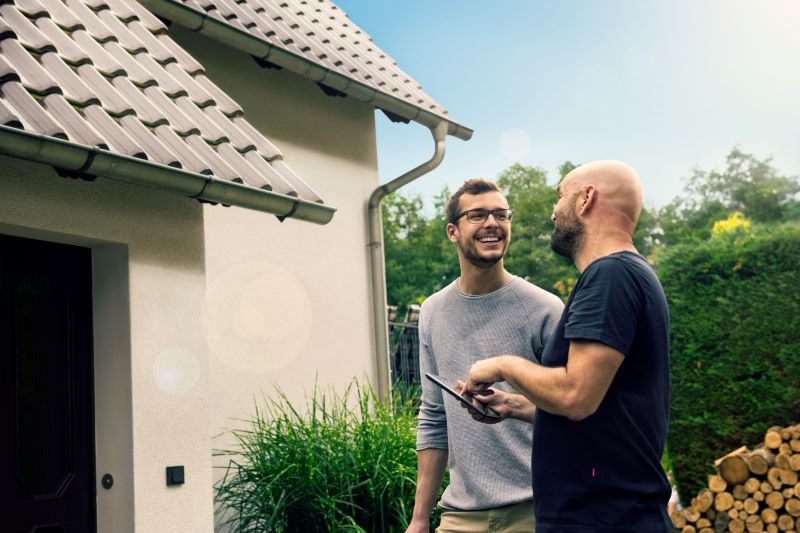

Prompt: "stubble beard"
[457,233,508,268]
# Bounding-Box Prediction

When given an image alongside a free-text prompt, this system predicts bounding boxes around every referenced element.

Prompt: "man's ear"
[578,185,596,215]
[446,222,458,243]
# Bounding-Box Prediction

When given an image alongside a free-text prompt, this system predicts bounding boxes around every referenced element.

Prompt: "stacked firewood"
[671,423,800,533]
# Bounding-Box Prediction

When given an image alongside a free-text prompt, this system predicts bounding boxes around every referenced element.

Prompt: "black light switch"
[166,465,185,486]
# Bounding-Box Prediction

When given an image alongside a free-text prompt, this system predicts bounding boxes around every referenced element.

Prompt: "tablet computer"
[425,373,499,418]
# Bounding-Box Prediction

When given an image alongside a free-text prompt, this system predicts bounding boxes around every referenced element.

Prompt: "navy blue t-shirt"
[532,251,672,533]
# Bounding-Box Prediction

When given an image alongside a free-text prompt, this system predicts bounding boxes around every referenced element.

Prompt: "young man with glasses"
[407,179,563,533]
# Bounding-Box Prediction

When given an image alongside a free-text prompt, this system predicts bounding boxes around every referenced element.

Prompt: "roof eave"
[139,0,473,141]
[0,125,336,225]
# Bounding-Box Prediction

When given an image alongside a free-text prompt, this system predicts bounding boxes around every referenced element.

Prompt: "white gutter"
[368,121,448,398]
[140,0,473,142]
[0,126,336,224]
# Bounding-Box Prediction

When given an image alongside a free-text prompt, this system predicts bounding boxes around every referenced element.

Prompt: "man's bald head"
[562,160,643,232]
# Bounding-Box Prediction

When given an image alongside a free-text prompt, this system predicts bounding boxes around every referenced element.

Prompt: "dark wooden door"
[0,234,96,533]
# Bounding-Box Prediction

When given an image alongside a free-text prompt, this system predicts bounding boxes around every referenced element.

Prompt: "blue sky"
[336,0,800,211]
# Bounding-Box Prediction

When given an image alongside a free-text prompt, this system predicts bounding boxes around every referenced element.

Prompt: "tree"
[382,189,456,315]
[659,148,800,245]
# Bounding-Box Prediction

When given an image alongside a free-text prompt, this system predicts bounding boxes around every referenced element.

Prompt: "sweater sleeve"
[415,303,448,451]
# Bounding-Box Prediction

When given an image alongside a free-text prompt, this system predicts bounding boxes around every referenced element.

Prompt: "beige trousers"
[435,501,535,533]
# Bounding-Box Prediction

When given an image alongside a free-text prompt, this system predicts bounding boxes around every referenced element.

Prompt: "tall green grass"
[215,380,441,532]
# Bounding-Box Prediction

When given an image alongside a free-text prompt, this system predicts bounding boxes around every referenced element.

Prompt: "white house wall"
[0,156,213,532]
[168,27,382,472]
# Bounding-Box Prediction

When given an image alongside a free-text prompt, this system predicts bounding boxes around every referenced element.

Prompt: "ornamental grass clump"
[215,380,429,533]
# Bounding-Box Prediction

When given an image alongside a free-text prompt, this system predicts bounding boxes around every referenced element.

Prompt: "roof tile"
[174,96,227,143]
[83,105,146,157]
[202,105,254,152]
[76,64,136,115]
[213,0,258,29]
[62,0,116,42]
[115,113,176,163]
[40,0,84,32]
[103,40,156,86]
[0,5,55,53]
[155,33,204,74]
[125,20,177,64]
[95,8,148,53]
[185,133,241,181]
[142,85,200,135]
[0,54,20,82]
[242,151,296,196]
[34,17,92,66]
[164,62,214,106]
[40,52,102,106]
[111,76,168,125]
[134,52,186,96]
[98,0,139,23]
[151,126,211,174]
[71,30,126,76]
[0,95,23,128]
[1,80,67,139]
[271,158,323,203]
[42,93,108,148]
[110,0,169,34]
[13,0,49,19]
[192,73,242,116]
[217,142,272,189]
[231,116,281,160]
[0,39,60,96]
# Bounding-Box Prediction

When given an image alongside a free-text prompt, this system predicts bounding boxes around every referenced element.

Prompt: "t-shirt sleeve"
[564,259,643,355]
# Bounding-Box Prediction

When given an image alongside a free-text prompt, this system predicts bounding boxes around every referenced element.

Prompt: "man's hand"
[463,355,508,394]
[455,380,536,424]
[404,518,430,533]
[455,380,506,424]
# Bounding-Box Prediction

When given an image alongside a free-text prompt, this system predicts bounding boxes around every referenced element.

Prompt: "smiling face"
[447,191,512,268]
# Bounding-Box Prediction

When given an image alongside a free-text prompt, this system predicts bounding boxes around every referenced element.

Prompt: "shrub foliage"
[659,223,800,499]
[215,380,439,532]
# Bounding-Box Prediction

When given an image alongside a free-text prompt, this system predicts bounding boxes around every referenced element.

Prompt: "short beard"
[457,233,507,268]
[550,219,584,260]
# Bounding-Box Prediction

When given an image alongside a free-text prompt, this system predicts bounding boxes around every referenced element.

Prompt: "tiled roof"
[0,0,334,223]
[140,0,473,140]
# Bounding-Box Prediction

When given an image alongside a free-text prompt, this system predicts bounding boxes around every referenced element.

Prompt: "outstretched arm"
[464,339,623,421]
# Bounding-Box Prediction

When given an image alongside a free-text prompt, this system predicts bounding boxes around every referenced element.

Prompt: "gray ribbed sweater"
[416,277,564,511]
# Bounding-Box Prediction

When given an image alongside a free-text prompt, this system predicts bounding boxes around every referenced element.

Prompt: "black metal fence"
[388,304,421,389]
[389,321,420,389]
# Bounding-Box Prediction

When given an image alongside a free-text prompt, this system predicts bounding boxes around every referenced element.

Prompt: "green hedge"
[659,223,800,501]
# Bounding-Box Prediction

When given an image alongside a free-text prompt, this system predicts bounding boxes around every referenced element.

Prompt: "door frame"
[0,226,135,533]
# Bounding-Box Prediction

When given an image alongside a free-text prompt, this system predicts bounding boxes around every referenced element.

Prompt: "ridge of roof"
[139,0,473,140]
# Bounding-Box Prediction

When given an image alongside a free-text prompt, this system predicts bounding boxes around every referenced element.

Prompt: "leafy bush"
[215,380,442,532]
[659,223,800,500]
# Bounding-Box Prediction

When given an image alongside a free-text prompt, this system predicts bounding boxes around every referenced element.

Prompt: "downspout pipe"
[368,121,448,398]
[0,126,336,225]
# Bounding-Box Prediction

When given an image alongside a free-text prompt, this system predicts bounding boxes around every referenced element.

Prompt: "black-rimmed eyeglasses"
[453,208,514,224]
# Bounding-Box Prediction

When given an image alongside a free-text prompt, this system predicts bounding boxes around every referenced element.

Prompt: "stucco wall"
[169,25,382,482]
[0,156,213,532]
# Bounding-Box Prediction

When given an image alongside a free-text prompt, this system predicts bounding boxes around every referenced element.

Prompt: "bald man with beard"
[460,161,673,532]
